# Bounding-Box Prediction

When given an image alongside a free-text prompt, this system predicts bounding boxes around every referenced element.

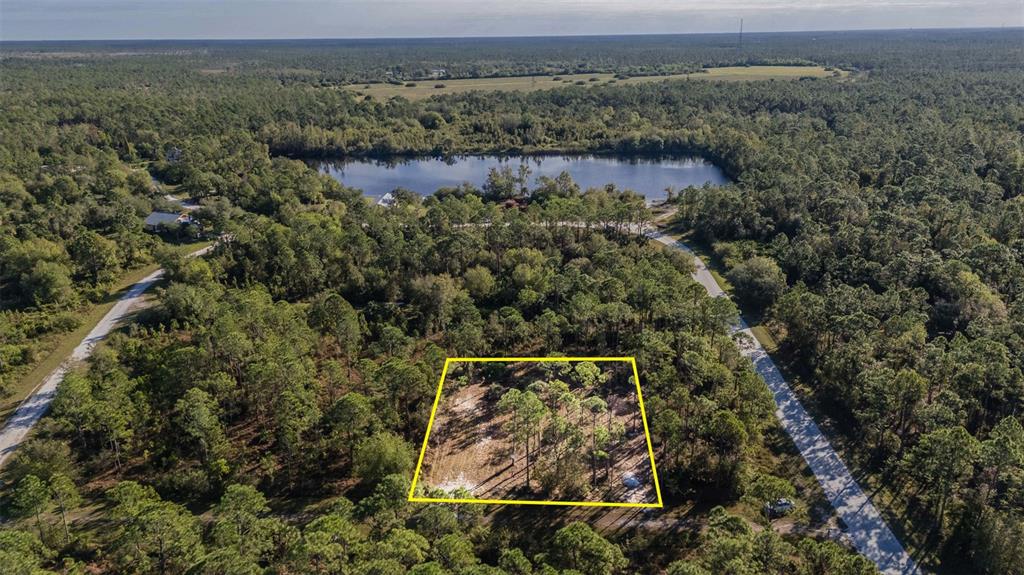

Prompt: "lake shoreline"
[305,153,732,203]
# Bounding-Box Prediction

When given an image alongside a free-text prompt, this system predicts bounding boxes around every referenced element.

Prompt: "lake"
[311,155,729,203]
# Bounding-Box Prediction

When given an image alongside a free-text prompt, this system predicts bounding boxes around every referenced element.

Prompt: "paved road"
[650,231,917,575]
[0,246,214,469]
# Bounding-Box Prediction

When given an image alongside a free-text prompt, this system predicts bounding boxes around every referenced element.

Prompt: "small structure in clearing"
[143,211,192,232]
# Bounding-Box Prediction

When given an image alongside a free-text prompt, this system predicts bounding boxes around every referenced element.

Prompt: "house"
[429,68,447,79]
[144,211,192,232]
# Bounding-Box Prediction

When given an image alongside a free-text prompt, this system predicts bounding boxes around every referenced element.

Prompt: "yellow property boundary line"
[408,356,664,508]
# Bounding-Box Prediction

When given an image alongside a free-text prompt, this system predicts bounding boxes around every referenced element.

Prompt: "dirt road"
[0,245,213,469]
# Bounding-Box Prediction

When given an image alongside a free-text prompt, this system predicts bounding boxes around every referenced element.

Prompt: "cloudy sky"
[2,0,1021,41]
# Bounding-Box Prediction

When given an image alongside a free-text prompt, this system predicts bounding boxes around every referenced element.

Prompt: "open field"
[416,359,659,505]
[345,65,845,100]
[700,65,844,80]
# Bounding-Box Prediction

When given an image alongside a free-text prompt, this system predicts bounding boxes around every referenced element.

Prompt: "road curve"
[650,231,917,575]
[0,246,214,469]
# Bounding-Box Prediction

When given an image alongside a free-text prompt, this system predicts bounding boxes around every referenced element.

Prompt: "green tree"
[210,484,286,567]
[981,416,1024,502]
[408,563,448,575]
[48,473,81,543]
[705,411,748,491]
[551,521,627,575]
[51,372,96,448]
[90,370,139,470]
[464,265,496,300]
[21,260,74,307]
[3,439,76,485]
[108,481,203,575]
[744,473,795,521]
[903,426,980,528]
[498,389,548,487]
[572,362,605,393]
[3,238,72,306]
[302,511,363,573]
[433,533,478,571]
[373,358,431,431]
[408,274,461,335]
[308,291,362,363]
[499,548,533,574]
[69,230,120,285]
[175,387,228,467]
[582,396,608,485]
[0,528,55,575]
[353,432,415,484]
[666,561,711,575]
[325,392,377,460]
[10,475,50,539]
[726,256,786,309]
[768,283,824,359]
[370,528,430,566]
[274,384,321,456]
[798,539,876,575]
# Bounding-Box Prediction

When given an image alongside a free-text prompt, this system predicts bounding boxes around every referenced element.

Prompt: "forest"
[1,28,1022,574]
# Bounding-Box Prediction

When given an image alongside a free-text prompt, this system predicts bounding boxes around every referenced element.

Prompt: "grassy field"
[345,66,845,100]
[700,65,844,81]
[0,240,212,424]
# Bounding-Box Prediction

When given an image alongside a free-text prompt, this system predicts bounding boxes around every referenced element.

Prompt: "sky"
[2,0,1022,41]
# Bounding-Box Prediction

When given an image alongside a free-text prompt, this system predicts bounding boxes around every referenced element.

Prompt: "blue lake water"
[311,155,729,202]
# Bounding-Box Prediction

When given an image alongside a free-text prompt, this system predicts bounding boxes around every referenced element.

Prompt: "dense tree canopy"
[1,29,1021,574]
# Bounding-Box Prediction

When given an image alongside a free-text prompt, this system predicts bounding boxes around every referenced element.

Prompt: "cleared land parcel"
[346,66,845,100]
[411,358,662,507]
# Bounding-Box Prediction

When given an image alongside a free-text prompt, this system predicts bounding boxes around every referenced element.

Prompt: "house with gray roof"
[144,211,192,232]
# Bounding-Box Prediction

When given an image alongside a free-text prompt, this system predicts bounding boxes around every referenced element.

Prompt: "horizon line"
[2,25,1020,44]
